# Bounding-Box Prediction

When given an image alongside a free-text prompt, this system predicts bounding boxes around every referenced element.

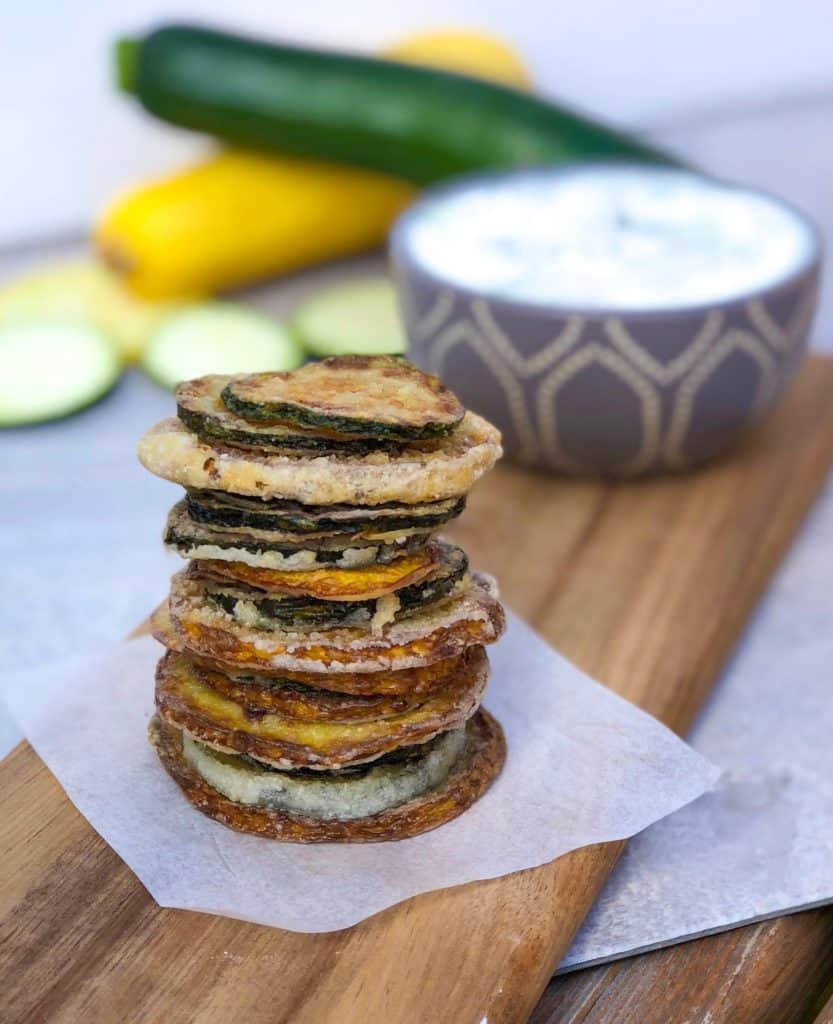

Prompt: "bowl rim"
[388,161,824,323]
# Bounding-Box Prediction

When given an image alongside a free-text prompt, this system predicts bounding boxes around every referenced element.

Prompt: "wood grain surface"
[536,908,833,1024]
[815,987,833,1024]
[3,357,833,1024]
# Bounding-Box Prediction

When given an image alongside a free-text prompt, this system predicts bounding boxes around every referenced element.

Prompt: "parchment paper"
[1,610,718,933]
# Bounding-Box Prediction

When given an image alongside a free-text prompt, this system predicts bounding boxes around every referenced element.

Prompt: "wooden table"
[531,356,833,1024]
[3,357,833,1023]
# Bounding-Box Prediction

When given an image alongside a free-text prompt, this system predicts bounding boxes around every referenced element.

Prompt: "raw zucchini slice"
[288,277,406,358]
[185,488,465,536]
[221,355,464,441]
[198,543,468,630]
[143,303,301,390]
[176,374,399,456]
[0,260,177,363]
[0,320,121,427]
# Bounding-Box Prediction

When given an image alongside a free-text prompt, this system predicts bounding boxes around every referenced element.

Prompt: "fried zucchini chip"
[164,500,431,570]
[149,709,506,842]
[169,648,487,722]
[137,411,501,505]
[185,488,465,536]
[155,645,488,768]
[190,544,468,630]
[221,356,464,442]
[177,375,422,456]
[152,601,485,697]
[167,570,505,674]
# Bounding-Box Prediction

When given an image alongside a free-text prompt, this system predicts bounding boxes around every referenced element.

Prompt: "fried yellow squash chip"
[155,646,488,768]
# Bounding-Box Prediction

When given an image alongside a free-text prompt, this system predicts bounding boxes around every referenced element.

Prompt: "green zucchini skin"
[119,25,675,185]
[219,358,462,442]
[177,404,400,456]
[220,387,455,442]
[176,373,432,455]
[185,489,466,536]
[164,500,432,566]
[202,545,468,629]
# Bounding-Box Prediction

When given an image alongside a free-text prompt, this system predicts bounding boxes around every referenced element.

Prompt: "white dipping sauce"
[403,165,815,311]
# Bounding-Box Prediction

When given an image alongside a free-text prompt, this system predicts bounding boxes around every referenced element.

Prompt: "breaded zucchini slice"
[163,500,432,570]
[176,374,410,455]
[149,709,505,842]
[185,488,465,536]
[221,355,464,441]
[192,543,469,630]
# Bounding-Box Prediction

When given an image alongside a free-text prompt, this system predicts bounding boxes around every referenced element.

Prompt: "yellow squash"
[96,154,414,299]
[383,29,532,90]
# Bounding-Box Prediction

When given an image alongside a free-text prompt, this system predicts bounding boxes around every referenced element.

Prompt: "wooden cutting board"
[3,356,833,1024]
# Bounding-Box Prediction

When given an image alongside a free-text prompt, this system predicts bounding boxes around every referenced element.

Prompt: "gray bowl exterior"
[392,255,820,476]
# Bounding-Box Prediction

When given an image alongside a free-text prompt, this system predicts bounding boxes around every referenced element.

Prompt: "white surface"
[0,613,717,933]
[4,1,833,244]
[402,165,816,309]
[564,474,833,969]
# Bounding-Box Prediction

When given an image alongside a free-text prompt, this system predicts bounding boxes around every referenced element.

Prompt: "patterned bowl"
[390,167,822,476]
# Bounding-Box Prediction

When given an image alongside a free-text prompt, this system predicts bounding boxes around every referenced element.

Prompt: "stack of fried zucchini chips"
[138,355,506,842]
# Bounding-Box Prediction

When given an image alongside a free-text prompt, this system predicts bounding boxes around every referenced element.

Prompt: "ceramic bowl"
[390,166,822,476]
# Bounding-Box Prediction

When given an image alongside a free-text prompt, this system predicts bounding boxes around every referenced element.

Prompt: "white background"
[5,0,833,245]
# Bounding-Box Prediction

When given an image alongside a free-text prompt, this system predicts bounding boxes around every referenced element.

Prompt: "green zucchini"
[0,260,178,363]
[185,489,465,536]
[116,25,674,184]
[222,356,464,442]
[164,500,432,569]
[176,374,402,456]
[200,544,468,629]
[288,278,406,358]
[0,320,121,427]
[142,303,301,391]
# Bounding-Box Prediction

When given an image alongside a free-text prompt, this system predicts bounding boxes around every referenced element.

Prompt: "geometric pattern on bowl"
[396,267,819,477]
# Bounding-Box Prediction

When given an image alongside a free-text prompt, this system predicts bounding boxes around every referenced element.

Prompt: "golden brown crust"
[191,544,440,600]
[149,710,505,842]
[154,647,489,768]
[152,601,487,696]
[166,571,506,674]
[176,375,408,455]
[223,358,464,436]
[136,411,501,506]
[162,648,487,722]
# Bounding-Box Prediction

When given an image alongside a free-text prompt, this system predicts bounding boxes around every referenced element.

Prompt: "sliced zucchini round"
[221,355,464,441]
[0,320,121,427]
[142,303,302,390]
[198,543,468,630]
[0,260,177,363]
[185,488,465,536]
[176,374,399,456]
[288,278,406,358]
[182,728,465,819]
